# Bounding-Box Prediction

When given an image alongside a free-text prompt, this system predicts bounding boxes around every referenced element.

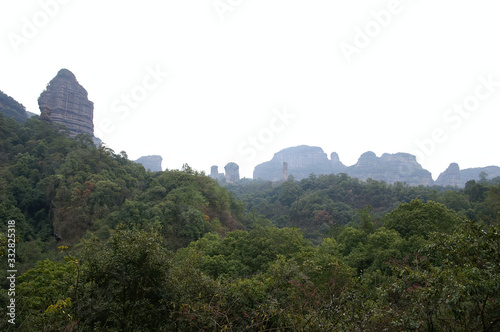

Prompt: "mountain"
[347,151,434,186]
[252,145,461,186]
[0,90,28,123]
[38,69,95,138]
[253,146,333,181]
[26,111,38,118]
[135,155,163,172]
[461,166,500,184]
[435,163,461,187]
[436,163,500,187]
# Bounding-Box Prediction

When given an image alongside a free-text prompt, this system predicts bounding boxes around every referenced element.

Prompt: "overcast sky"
[2,0,499,179]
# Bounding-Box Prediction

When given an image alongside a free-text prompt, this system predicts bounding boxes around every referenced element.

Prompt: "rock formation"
[461,166,500,184]
[38,69,94,137]
[436,164,500,187]
[253,146,333,181]
[210,166,225,181]
[211,166,219,178]
[253,145,433,185]
[224,162,240,183]
[134,155,163,172]
[435,163,461,187]
[330,152,347,173]
[348,152,434,186]
[209,164,241,182]
[283,162,288,180]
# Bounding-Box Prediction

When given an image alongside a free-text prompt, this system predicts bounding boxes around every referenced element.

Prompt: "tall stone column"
[38,69,94,137]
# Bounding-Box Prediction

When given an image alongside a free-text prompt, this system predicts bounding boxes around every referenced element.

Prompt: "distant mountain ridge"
[436,163,500,187]
[253,146,334,181]
[253,145,500,187]
[134,155,163,172]
[1,81,498,187]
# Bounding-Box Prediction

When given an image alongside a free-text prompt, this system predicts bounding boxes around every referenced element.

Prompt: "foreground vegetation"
[1,115,499,331]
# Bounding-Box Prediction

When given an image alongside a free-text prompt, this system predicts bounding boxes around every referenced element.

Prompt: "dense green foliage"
[0,114,245,273]
[0,91,28,124]
[224,173,499,242]
[1,114,499,331]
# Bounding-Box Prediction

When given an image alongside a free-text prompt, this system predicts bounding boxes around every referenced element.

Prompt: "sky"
[1,0,499,179]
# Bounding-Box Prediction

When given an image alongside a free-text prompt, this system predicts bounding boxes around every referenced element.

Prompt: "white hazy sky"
[1,0,499,179]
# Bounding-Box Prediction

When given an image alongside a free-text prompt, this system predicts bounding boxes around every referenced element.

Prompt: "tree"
[77,226,172,331]
[1,258,78,331]
[465,180,488,202]
[381,221,500,331]
[383,199,462,239]
[356,206,375,233]
[484,184,500,224]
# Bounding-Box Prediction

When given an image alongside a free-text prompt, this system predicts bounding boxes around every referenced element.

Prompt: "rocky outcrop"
[253,146,333,181]
[38,69,94,137]
[252,145,499,187]
[436,164,500,187]
[209,163,241,182]
[348,152,434,186]
[135,155,163,172]
[461,166,500,184]
[224,162,240,183]
[253,145,433,185]
[330,152,347,173]
[0,90,28,123]
[435,163,461,187]
[210,166,225,181]
[283,162,289,180]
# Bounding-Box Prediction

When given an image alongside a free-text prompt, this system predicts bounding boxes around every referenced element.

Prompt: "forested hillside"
[224,173,500,243]
[0,91,28,124]
[1,115,499,331]
[0,114,246,270]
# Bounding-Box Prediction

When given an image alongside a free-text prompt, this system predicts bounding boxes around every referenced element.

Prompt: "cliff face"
[253,145,433,185]
[435,163,461,187]
[436,163,500,187]
[38,69,94,137]
[348,152,434,186]
[224,162,240,183]
[461,166,500,184]
[210,166,225,181]
[135,155,163,172]
[330,152,347,173]
[253,146,333,181]
[209,163,241,183]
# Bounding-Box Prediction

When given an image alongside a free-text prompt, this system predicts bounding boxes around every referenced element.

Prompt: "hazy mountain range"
[1,69,498,188]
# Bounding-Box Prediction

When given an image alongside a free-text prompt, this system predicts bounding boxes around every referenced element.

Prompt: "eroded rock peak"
[38,69,94,137]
